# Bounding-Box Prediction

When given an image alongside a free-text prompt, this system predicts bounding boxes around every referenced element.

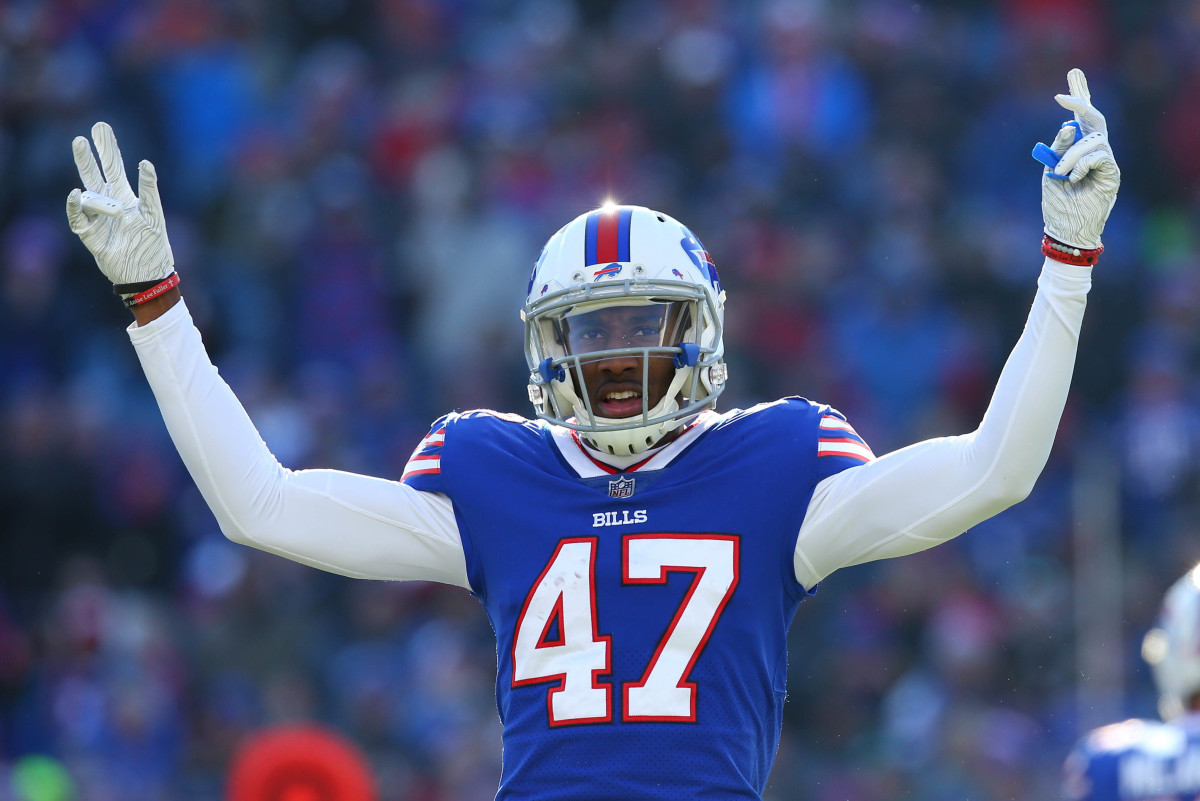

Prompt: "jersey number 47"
[511,534,739,725]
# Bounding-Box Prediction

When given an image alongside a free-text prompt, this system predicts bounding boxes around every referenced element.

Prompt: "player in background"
[1064,565,1200,800]
[65,70,1118,800]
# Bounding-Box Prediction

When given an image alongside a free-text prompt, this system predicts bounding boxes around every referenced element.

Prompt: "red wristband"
[124,272,180,307]
[1042,235,1103,266]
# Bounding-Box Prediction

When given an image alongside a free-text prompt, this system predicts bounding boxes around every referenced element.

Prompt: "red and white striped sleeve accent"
[402,426,445,482]
[817,414,875,463]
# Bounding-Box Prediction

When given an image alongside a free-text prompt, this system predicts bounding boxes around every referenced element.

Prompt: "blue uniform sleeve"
[812,405,875,484]
[401,413,456,493]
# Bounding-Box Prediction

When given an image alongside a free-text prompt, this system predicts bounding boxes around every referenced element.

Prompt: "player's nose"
[595,352,641,376]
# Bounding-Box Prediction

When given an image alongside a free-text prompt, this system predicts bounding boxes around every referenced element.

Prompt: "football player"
[1064,565,1200,800]
[66,69,1118,800]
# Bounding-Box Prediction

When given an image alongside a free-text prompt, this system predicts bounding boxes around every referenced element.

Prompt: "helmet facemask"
[525,278,726,455]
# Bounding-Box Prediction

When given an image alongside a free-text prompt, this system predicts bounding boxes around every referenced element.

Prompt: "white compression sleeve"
[793,258,1092,590]
[128,301,470,589]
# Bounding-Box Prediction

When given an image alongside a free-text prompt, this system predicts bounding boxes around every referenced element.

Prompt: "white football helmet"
[1143,564,1200,720]
[523,205,727,456]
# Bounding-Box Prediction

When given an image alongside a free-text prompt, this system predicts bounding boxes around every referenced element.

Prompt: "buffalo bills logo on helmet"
[679,226,721,292]
[593,263,623,282]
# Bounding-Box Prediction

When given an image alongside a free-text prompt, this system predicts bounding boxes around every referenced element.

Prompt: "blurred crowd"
[1,0,1199,798]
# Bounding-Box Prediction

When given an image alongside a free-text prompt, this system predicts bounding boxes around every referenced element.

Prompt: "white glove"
[66,122,174,291]
[1040,68,1120,251]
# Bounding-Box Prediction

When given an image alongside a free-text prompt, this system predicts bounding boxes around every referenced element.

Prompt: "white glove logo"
[1039,69,1121,251]
[66,122,174,289]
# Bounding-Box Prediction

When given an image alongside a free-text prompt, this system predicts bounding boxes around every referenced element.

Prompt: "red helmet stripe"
[585,206,633,266]
[595,208,620,263]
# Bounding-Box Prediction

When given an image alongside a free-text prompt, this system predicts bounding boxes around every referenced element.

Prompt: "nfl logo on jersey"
[608,476,635,498]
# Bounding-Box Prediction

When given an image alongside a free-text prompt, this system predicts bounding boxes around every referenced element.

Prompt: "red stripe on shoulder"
[817,450,871,463]
[402,467,441,480]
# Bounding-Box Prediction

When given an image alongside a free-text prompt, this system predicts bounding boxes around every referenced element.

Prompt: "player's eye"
[630,325,661,340]
[568,328,609,353]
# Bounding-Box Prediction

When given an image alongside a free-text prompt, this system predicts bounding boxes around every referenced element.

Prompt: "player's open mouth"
[599,388,644,418]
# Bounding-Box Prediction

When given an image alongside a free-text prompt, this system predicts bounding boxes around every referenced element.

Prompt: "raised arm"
[66,122,470,589]
[793,68,1121,589]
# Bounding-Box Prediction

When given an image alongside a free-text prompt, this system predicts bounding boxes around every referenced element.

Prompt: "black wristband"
[122,272,180,307]
[113,275,172,295]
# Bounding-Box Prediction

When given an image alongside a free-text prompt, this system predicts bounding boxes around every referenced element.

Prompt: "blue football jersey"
[1065,717,1200,800]
[403,398,871,800]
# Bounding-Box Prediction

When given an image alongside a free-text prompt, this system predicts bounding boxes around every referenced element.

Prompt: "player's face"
[564,304,679,419]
